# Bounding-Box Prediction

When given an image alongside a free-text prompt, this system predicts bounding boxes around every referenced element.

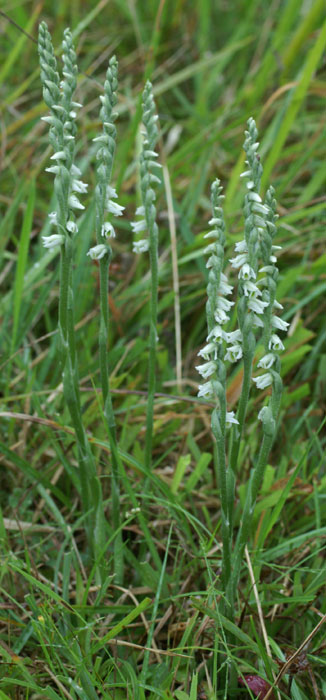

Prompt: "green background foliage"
[0,1,325,698]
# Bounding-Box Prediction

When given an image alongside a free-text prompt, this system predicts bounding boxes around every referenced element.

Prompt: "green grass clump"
[0,3,325,699]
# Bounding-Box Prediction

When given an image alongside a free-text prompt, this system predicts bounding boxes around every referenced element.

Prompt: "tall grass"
[1,2,325,698]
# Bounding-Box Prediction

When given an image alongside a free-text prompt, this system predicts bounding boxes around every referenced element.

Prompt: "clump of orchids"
[196,117,289,611]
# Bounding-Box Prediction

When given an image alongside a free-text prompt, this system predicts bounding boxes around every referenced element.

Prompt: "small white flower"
[247,191,262,203]
[66,220,78,234]
[252,202,269,215]
[246,180,255,189]
[50,150,66,161]
[207,325,226,343]
[131,219,147,234]
[225,330,242,344]
[87,244,107,260]
[252,314,264,328]
[230,253,248,268]
[69,194,85,210]
[272,316,289,331]
[42,234,64,249]
[239,263,256,280]
[216,297,234,312]
[71,164,81,176]
[101,222,116,238]
[106,185,118,199]
[248,297,269,314]
[219,280,233,296]
[240,170,251,178]
[48,211,58,225]
[136,205,145,216]
[214,308,229,325]
[198,342,218,360]
[260,265,275,274]
[252,372,273,390]
[196,360,217,379]
[72,179,88,194]
[234,240,248,253]
[69,110,77,119]
[198,382,214,399]
[224,344,243,363]
[258,406,270,422]
[204,243,217,255]
[243,280,261,297]
[208,217,224,227]
[268,334,285,351]
[45,166,60,174]
[258,353,275,369]
[133,239,149,253]
[106,199,125,216]
[226,411,239,426]
[273,300,283,310]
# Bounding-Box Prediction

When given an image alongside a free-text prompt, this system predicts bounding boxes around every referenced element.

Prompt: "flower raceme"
[196,119,289,429]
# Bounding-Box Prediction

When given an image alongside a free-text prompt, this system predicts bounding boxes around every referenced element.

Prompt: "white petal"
[252,373,273,390]
[272,316,289,331]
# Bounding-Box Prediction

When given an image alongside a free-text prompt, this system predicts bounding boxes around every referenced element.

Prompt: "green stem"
[98,253,123,584]
[230,430,274,600]
[144,223,159,478]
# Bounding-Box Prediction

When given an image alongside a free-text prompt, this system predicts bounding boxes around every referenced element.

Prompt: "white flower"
[136,205,145,216]
[214,308,229,325]
[226,411,239,426]
[273,299,283,310]
[208,217,224,227]
[248,297,269,314]
[106,199,125,216]
[66,220,78,233]
[252,314,264,328]
[131,219,147,234]
[207,325,226,343]
[50,150,66,161]
[45,166,60,174]
[240,170,251,178]
[234,240,248,253]
[198,342,218,360]
[230,253,248,268]
[258,353,275,369]
[196,360,217,379]
[101,222,116,238]
[225,330,242,344]
[87,244,107,260]
[252,202,269,215]
[69,194,85,210]
[224,344,243,363]
[72,179,88,193]
[71,164,81,176]
[258,406,270,422]
[48,211,58,225]
[272,316,289,331]
[247,191,262,203]
[252,372,273,390]
[133,239,149,253]
[198,382,214,399]
[239,263,256,280]
[268,334,285,351]
[243,280,261,297]
[218,276,233,296]
[216,297,234,312]
[106,185,118,199]
[42,234,64,249]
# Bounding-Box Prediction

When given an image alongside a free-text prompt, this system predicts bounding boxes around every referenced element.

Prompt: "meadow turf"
[0,1,325,698]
